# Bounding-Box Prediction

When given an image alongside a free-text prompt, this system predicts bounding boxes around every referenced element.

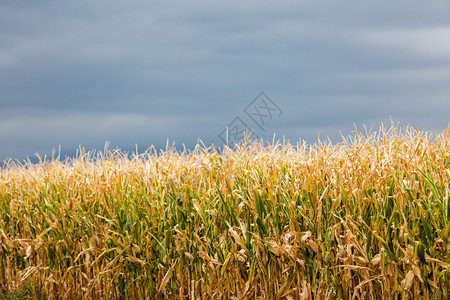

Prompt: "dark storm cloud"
[1,0,450,161]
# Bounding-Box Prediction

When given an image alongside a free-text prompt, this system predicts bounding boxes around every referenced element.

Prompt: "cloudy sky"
[1,1,450,162]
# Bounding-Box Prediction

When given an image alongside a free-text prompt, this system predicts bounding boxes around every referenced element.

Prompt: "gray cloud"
[1,0,450,161]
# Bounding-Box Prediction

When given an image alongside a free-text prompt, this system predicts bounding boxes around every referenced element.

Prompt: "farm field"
[1,125,450,299]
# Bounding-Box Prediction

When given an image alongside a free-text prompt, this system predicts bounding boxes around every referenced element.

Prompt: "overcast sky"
[1,1,450,162]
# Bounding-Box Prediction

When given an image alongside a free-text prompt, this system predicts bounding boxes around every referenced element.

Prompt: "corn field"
[1,124,450,299]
